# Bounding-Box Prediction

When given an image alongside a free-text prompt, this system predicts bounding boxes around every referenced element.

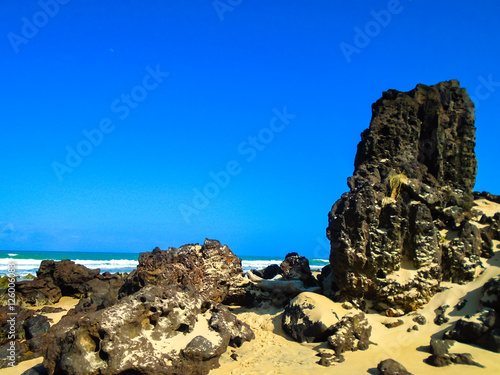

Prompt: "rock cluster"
[43,239,254,375]
[327,80,498,312]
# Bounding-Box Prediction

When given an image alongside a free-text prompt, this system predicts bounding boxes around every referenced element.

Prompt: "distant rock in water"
[327,80,498,312]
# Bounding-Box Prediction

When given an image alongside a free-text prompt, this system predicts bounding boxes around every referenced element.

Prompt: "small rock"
[434,305,450,325]
[377,358,413,375]
[386,308,405,318]
[342,302,353,310]
[230,352,239,361]
[455,299,467,311]
[383,319,404,329]
[412,314,426,325]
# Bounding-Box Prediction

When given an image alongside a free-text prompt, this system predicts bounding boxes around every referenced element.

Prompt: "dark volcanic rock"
[24,315,50,340]
[444,283,500,353]
[0,279,62,307]
[21,364,48,375]
[481,275,500,313]
[120,239,242,303]
[426,338,484,368]
[251,264,282,280]
[327,312,372,355]
[377,358,413,375]
[37,259,100,297]
[282,292,339,343]
[327,80,491,312]
[43,240,254,375]
[434,305,450,326]
[444,308,496,343]
[280,252,318,287]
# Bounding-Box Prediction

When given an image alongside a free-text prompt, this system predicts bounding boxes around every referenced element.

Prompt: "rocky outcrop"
[327,80,495,312]
[43,240,254,375]
[120,239,242,303]
[37,259,101,297]
[0,279,62,307]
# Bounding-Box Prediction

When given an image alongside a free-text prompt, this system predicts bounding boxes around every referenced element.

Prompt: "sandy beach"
[213,242,500,374]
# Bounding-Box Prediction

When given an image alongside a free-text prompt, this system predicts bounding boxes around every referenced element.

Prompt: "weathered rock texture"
[327,80,496,312]
[37,259,101,297]
[43,239,254,375]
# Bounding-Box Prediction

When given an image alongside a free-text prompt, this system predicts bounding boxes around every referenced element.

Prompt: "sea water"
[0,250,329,277]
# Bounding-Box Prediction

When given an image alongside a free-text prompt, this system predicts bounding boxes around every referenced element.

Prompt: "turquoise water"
[0,250,329,277]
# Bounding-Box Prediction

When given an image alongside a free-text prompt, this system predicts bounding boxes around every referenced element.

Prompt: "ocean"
[0,250,329,278]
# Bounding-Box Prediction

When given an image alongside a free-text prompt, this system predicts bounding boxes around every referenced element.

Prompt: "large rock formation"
[327,80,496,312]
[43,239,254,375]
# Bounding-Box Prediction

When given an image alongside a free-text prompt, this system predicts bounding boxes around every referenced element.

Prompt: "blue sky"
[0,0,499,259]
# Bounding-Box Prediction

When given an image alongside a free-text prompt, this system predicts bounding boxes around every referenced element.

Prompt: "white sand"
[474,199,500,217]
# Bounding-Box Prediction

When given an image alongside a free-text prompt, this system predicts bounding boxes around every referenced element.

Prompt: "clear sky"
[1,0,499,259]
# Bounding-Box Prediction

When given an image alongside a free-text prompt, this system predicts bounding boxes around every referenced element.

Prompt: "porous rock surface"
[43,239,254,375]
[327,80,497,312]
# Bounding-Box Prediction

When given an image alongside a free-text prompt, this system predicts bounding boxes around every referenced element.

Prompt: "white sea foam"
[241,259,328,272]
[0,258,138,276]
[7,253,17,257]
[73,259,139,269]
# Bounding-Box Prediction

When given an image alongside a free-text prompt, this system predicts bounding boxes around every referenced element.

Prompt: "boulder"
[377,358,413,375]
[37,259,100,297]
[280,252,318,287]
[327,312,372,355]
[251,264,282,279]
[444,308,496,343]
[327,80,492,311]
[282,292,342,343]
[425,338,484,368]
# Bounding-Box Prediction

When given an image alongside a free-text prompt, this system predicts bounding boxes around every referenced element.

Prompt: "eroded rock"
[327,80,493,312]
